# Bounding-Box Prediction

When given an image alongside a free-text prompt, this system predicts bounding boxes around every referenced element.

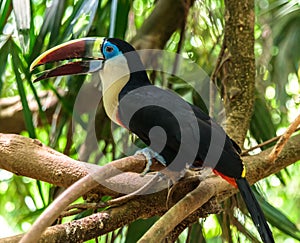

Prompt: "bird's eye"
[105,46,114,53]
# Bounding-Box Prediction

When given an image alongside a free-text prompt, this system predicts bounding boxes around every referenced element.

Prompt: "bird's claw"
[134,148,166,175]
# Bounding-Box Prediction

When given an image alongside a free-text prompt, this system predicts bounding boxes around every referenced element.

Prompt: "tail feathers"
[236,178,274,243]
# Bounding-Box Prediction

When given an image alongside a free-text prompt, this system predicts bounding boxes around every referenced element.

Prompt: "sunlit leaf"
[0,37,11,95]
[12,0,31,53]
[61,0,99,40]
[0,0,12,34]
[188,222,206,243]
[29,0,64,62]
[253,190,300,241]
[48,0,66,47]
[111,0,131,39]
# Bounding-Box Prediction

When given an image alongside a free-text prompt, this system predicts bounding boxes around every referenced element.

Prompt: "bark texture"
[0,133,299,242]
[131,0,194,49]
[0,91,59,134]
[221,0,255,145]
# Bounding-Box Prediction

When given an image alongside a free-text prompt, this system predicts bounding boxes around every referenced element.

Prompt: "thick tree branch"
[0,91,59,134]
[0,133,299,242]
[221,0,255,145]
[138,176,222,243]
[131,0,195,50]
[0,133,157,197]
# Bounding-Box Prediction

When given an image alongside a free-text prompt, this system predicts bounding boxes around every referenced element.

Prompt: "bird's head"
[30,37,142,82]
[101,38,135,59]
[30,37,150,124]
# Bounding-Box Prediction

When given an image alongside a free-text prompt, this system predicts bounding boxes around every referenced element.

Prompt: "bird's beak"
[30,37,105,82]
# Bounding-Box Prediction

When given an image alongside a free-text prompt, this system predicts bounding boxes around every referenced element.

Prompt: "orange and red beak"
[30,37,105,82]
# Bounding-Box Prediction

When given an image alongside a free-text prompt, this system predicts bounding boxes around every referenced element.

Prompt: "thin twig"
[268,114,300,163]
[60,208,85,218]
[19,161,134,243]
[104,173,162,206]
[241,126,300,156]
[64,202,100,211]
[64,174,198,219]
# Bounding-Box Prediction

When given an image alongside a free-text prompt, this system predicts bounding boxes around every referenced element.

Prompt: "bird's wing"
[118,85,243,176]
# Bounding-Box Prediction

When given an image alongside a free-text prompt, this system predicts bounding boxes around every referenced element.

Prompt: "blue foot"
[134,148,167,175]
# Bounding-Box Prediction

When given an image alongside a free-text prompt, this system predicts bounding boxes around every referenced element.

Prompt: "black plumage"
[106,38,274,243]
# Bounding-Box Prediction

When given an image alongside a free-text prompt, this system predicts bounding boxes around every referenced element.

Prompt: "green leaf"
[192,90,209,115]
[111,0,131,39]
[74,209,94,220]
[250,94,277,146]
[60,0,99,41]
[48,0,66,47]
[0,37,11,95]
[0,0,12,34]
[10,39,36,138]
[253,190,300,241]
[35,180,46,207]
[174,86,192,96]
[189,222,206,243]
[49,114,68,149]
[250,95,288,185]
[29,0,64,62]
[12,0,31,53]
[125,217,159,243]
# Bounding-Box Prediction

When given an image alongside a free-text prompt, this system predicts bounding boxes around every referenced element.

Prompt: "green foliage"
[125,217,159,243]
[253,189,300,241]
[0,0,299,242]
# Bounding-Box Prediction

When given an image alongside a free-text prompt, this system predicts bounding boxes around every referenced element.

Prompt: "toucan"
[30,37,274,243]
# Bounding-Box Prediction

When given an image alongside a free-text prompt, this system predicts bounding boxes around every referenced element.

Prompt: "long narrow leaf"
[48,0,66,47]
[0,37,11,95]
[114,0,130,39]
[109,0,118,37]
[29,0,60,62]
[60,0,86,38]
[61,0,99,41]
[253,190,300,241]
[189,222,207,243]
[125,217,158,243]
[12,0,31,53]
[250,94,277,145]
[0,0,12,34]
[10,39,36,138]
[27,78,50,129]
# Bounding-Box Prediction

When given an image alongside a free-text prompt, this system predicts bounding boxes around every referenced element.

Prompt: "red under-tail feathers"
[213,170,274,243]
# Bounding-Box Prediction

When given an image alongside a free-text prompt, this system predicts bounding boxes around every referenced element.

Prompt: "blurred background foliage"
[0,0,299,242]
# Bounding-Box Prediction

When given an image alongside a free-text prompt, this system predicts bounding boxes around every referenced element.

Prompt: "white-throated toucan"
[30,37,274,243]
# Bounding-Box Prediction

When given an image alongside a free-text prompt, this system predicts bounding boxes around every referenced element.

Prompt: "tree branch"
[131,0,195,50]
[0,133,299,242]
[0,91,60,134]
[268,114,300,163]
[221,0,255,145]
[0,0,196,138]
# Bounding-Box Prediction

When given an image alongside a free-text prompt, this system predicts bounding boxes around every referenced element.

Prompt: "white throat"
[99,55,130,124]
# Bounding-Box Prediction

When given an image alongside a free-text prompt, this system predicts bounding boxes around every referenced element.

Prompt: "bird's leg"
[134,147,167,175]
[165,168,214,208]
[190,167,214,182]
